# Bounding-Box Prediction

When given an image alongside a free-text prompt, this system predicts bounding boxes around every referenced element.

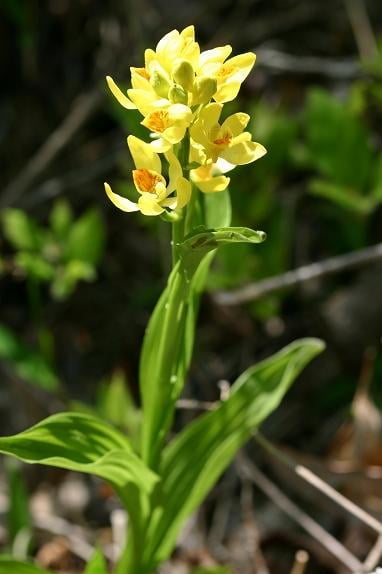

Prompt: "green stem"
[171,215,184,266]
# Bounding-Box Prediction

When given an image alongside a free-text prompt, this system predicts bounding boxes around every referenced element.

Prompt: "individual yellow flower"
[104,136,191,216]
[190,102,266,165]
[199,51,256,103]
[190,162,230,193]
[141,104,193,152]
[144,25,200,75]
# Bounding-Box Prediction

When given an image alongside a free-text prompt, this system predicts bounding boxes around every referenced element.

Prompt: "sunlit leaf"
[0,412,158,495]
[142,339,325,568]
[84,548,108,573]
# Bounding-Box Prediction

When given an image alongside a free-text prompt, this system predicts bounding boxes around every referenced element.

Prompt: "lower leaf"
[143,338,325,567]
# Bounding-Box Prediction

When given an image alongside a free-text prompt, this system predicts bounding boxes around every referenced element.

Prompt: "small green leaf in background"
[2,209,44,251]
[51,260,95,300]
[0,324,60,391]
[14,252,55,282]
[65,209,105,266]
[143,338,325,568]
[0,557,51,574]
[84,548,108,573]
[97,370,141,447]
[49,199,73,238]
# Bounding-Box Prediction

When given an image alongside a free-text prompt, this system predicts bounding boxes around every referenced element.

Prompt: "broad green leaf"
[0,324,59,391]
[0,412,157,495]
[2,209,44,251]
[0,558,51,574]
[143,338,325,568]
[65,209,105,266]
[84,548,108,573]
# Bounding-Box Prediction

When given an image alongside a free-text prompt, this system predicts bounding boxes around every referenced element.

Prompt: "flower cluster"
[104,25,266,216]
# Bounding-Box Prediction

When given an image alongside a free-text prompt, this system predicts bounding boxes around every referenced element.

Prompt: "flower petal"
[106,76,136,109]
[137,193,165,216]
[199,45,232,69]
[221,113,250,136]
[221,141,267,165]
[104,183,139,212]
[176,177,192,208]
[127,135,162,173]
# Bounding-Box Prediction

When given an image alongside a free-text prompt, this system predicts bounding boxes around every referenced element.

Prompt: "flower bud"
[172,60,194,92]
[168,84,188,104]
[150,70,171,98]
[192,77,217,104]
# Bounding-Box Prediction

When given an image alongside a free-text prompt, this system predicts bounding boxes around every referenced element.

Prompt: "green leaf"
[97,370,141,448]
[84,548,108,573]
[50,199,73,238]
[0,558,51,574]
[182,226,266,253]
[51,260,96,300]
[65,209,105,266]
[0,412,158,495]
[2,209,44,251]
[141,197,264,469]
[143,338,325,568]
[14,252,55,281]
[0,324,60,391]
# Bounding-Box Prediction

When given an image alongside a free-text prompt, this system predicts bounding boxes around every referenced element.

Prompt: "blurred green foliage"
[2,200,105,300]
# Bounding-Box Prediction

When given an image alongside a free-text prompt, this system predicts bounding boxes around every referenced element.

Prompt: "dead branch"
[214,242,382,306]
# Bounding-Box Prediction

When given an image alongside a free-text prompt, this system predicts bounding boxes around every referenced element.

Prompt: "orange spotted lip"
[133,169,165,193]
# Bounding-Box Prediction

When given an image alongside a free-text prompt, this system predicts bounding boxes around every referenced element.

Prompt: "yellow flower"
[104,136,191,216]
[144,26,200,75]
[199,51,256,103]
[190,102,266,165]
[141,104,193,152]
[190,162,230,193]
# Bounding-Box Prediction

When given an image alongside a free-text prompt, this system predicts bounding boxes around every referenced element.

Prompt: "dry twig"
[214,242,382,305]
